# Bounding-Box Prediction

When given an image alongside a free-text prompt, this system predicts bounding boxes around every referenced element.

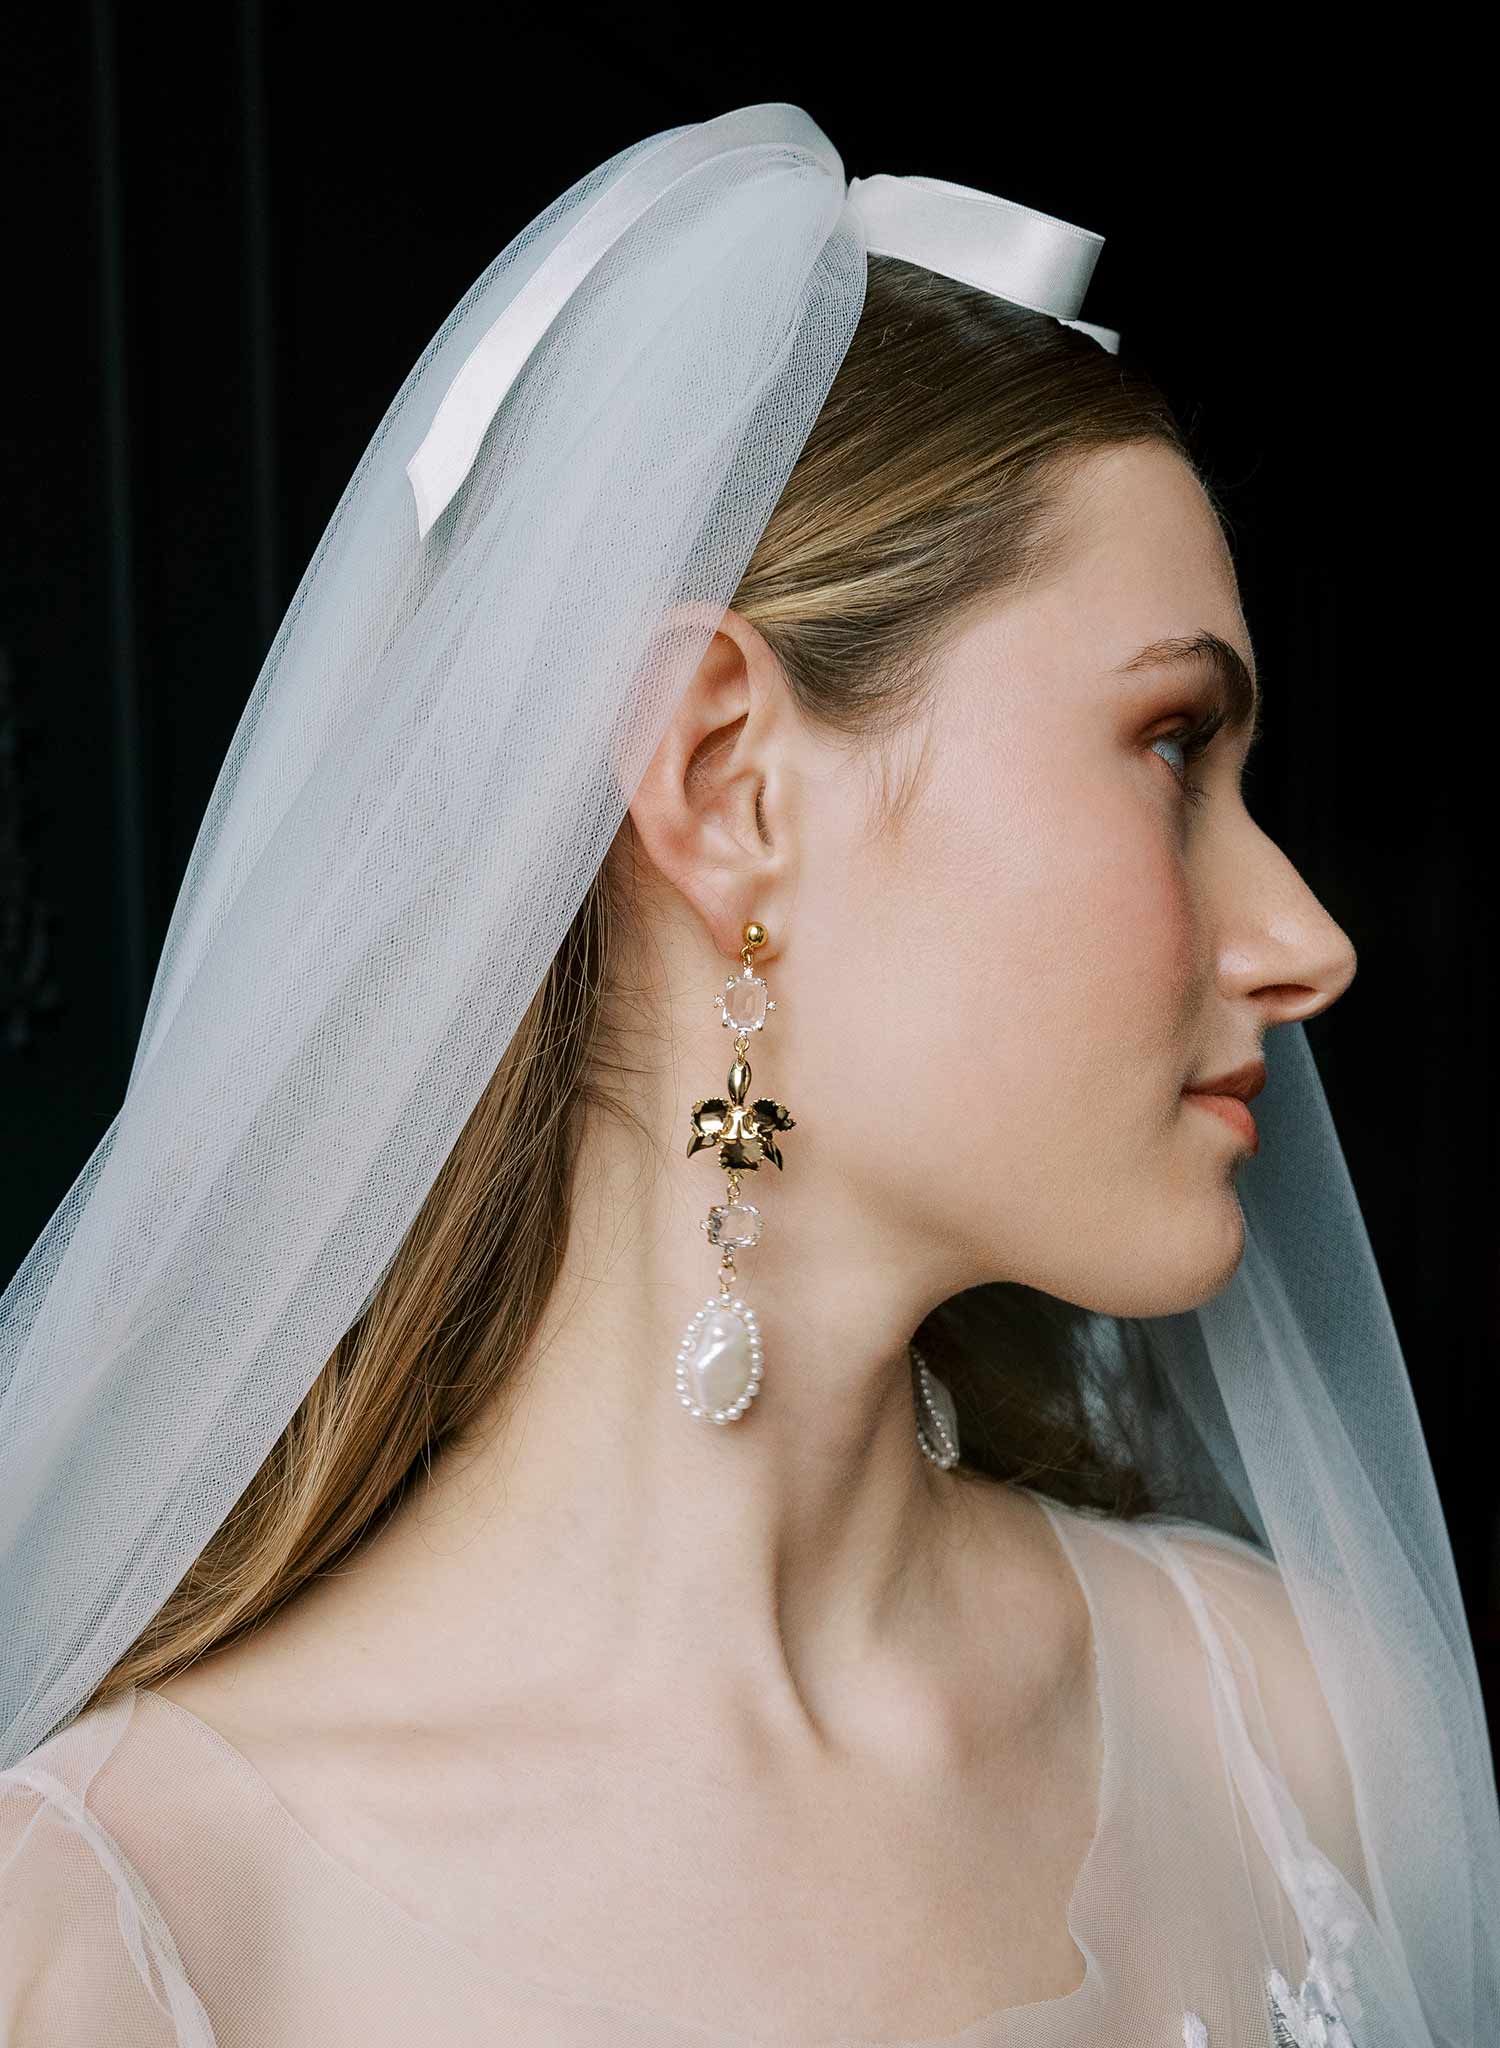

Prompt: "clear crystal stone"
[722,971,769,1030]
[707,1202,762,1248]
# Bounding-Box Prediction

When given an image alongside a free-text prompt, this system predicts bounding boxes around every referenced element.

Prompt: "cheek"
[794,744,1205,1253]
[950,768,1199,1061]
[1065,803,1200,1039]
[897,767,1199,1159]
[785,685,1242,1308]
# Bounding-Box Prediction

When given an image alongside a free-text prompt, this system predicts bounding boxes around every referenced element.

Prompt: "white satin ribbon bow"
[845,172,1119,356]
[406,105,1119,541]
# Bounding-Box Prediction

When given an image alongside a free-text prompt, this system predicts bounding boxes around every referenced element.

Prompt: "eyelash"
[1151,702,1228,808]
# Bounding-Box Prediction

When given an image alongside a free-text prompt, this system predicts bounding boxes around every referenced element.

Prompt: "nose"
[1256,935,1358,1026]
[1214,824,1359,1028]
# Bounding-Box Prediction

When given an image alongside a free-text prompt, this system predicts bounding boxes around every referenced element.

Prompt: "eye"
[1149,702,1228,809]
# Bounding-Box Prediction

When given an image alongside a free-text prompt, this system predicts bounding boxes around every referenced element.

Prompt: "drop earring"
[911,1340,961,1469]
[674,921,790,1424]
[670,917,962,1470]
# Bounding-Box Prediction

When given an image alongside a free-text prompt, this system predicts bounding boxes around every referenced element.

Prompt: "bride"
[1,104,1491,2048]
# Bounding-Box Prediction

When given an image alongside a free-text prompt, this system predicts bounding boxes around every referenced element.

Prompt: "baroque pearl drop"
[685,1307,753,1409]
[676,1296,762,1420]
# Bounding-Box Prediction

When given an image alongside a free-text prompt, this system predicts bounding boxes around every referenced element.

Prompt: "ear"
[625,608,793,963]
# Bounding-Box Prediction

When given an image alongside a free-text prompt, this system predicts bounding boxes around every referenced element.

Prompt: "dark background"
[4,11,1494,1745]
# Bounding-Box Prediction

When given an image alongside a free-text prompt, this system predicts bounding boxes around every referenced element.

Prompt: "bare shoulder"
[150,1606,304,1726]
[144,1610,438,1896]
[1133,1520,1367,1892]
[147,1578,371,1798]
[950,1477,1097,1719]
[1144,1520,1327,1708]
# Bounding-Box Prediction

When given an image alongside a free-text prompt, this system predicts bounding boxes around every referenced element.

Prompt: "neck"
[309,1073,1026,1768]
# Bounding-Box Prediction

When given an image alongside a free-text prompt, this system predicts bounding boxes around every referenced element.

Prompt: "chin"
[1068,1191,1247,1319]
[1164,1193,1247,1312]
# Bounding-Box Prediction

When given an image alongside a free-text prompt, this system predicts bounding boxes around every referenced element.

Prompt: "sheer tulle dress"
[1,1490,1368,2046]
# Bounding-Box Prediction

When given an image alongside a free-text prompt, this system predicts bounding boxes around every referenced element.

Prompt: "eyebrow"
[1113,631,1263,746]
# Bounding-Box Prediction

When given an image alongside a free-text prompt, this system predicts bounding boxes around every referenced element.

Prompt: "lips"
[1182,1090,1259,1153]
[1184,1057,1267,1103]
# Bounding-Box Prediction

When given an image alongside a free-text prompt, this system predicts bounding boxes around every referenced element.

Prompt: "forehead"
[1040,444,1254,685]
[928,442,1261,740]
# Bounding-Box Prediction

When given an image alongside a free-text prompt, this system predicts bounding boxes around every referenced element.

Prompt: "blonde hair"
[86,254,1211,1712]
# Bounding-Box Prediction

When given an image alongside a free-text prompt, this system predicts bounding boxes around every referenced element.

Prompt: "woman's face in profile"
[788,440,1357,1320]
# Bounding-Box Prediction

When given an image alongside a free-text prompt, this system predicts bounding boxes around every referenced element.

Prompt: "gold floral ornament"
[686,1051,795,1171]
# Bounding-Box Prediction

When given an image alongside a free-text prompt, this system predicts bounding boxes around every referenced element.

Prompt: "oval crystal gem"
[679,1301,757,1413]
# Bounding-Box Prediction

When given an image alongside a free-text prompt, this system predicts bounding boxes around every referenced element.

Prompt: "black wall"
[5,9,1493,1740]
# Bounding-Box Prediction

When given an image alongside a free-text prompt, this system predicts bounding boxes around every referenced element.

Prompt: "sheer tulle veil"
[1,101,1494,2047]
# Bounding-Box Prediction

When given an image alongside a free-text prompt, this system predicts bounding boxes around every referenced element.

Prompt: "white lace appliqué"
[1180,1847,1362,2047]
